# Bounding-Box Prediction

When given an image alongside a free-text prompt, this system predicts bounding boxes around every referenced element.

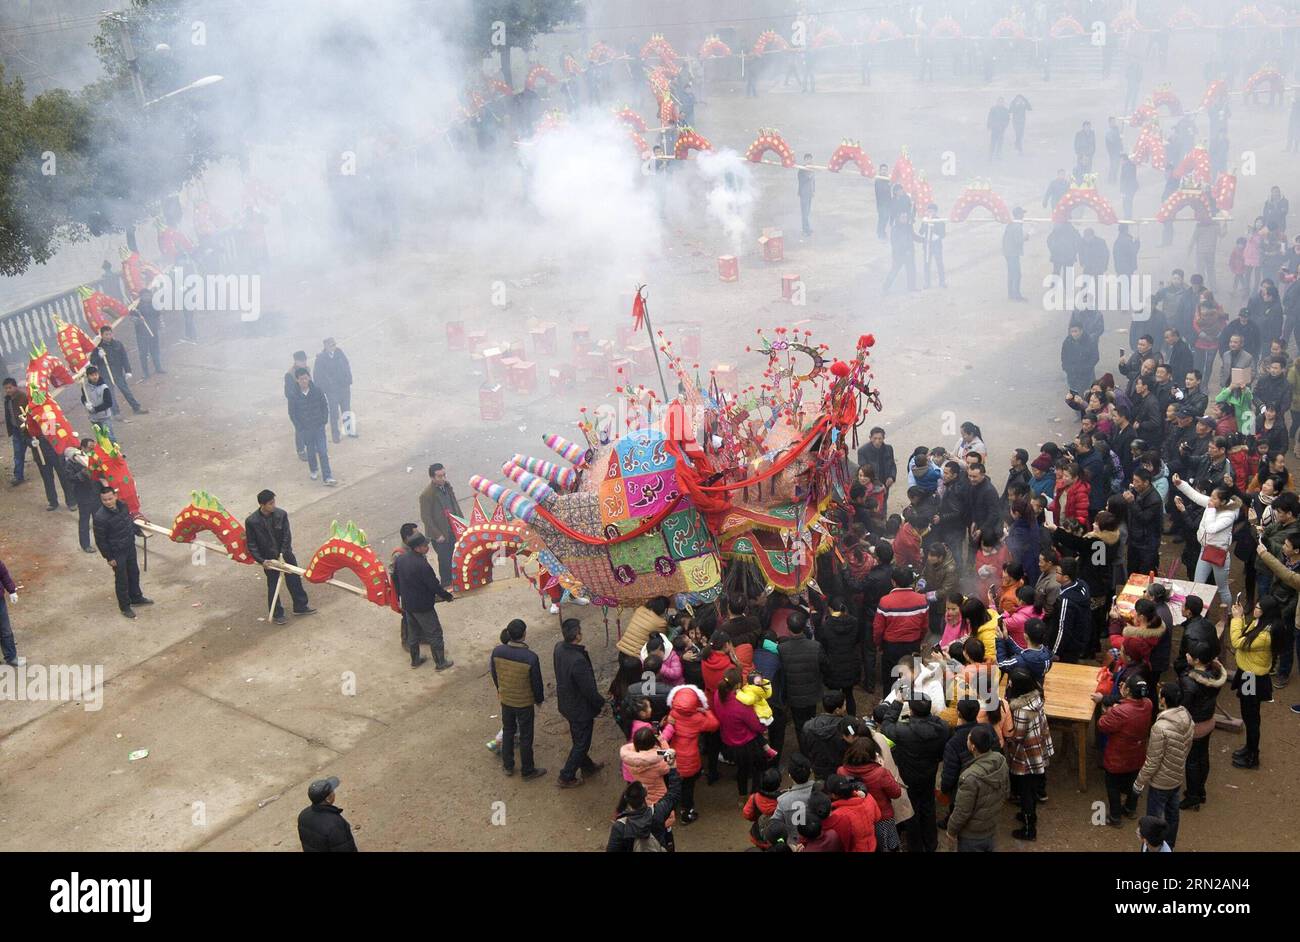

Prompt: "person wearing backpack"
[606,766,682,852]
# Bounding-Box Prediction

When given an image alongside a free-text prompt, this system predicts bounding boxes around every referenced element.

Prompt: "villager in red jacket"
[823,774,881,852]
[872,569,929,690]
[666,684,718,821]
[1097,677,1153,825]
[1050,462,1091,526]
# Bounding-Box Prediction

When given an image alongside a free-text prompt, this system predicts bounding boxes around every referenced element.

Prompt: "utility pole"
[113,13,147,108]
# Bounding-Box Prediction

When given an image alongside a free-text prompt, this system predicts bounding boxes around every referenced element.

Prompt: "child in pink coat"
[999,585,1041,648]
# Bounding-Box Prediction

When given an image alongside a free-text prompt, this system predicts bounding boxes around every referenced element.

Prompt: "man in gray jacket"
[1132,682,1193,848]
[944,725,1009,852]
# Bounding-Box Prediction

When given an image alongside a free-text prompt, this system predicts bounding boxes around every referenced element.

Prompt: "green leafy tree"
[0,64,94,276]
[467,0,583,87]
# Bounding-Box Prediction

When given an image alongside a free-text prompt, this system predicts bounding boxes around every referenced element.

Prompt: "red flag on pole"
[631,287,646,332]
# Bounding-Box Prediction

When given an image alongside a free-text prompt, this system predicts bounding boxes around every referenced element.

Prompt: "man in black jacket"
[297,777,358,852]
[858,541,894,692]
[881,695,951,852]
[1052,558,1092,662]
[1002,449,1031,500]
[856,427,897,504]
[89,325,147,417]
[874,164,893,240]
[288,367,336,486]
[555,618,606,788]
[883,210,923,294]
[92,484,152,618]
[64,439,101,553]
[313,337,355,443]
[965,463,1002,545]
[284,351,308,460]
[245,489,316,626]
[778,610,828,754]
[393,535,455,669]
[606,768,681,851]
[933,461,967,565]
[1124,467,1164,575]
[1003,207,1028,300]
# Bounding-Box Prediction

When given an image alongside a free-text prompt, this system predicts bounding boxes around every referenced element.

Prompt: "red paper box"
[680,323,702,359]
[626,341,655,371]
[509,360,538,394]
[572,325,591,352]
[482,347,505,381]
[549,363,577,394]
[718,256,739,282]
[480,384,505,421]
[530,323,557,355]
[586,349,612,381]
[714,362,738,395]
[782,273,801,300]
[759,231,784,263]
[446,321,465,350]
[466,329,488,350]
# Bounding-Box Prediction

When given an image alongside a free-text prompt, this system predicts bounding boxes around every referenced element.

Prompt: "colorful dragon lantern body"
[452,328,882,606]
[170,491,252,562]
[24,386,77,455]
[304,521,393,606]
[54,317,96,372]
[26,342,75,392]
[87,423,141,515]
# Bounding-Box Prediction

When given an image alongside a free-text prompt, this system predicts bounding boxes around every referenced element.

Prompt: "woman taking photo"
[1172,474,1240,627]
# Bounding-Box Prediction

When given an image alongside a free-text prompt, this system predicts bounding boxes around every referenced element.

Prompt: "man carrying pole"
[245,489,316,626]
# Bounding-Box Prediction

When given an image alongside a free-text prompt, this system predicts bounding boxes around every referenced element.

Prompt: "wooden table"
[1041,662,1098,792]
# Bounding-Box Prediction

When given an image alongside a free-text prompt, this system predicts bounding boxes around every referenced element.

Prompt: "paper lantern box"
[680,322,702,359]
[782,273,801,300]
[585,348,613,381]
[530,322,557,355]
[548,363,577,393]
[759,231,784,263]
[610,357,634,383]
[626,341,655,371]
[446,321,466,350]
[508,360,538,394]
[481,346,505,381]
[480,384,505,421]
[714,362,739,394]
[718,256,739,282]
[466,328,488,350]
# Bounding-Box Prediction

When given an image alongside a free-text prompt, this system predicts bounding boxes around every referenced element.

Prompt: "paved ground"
[2,56,1298,852]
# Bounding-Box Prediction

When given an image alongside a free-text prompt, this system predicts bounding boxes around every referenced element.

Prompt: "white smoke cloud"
[694,148,757,254]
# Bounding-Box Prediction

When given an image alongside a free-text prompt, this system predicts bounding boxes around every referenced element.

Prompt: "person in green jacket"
[944,725,1010,852]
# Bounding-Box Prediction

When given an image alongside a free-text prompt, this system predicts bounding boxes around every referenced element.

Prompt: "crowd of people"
[466,393,1298,852]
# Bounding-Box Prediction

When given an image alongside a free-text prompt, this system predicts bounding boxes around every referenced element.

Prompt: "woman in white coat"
[1172,474,1240,624]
